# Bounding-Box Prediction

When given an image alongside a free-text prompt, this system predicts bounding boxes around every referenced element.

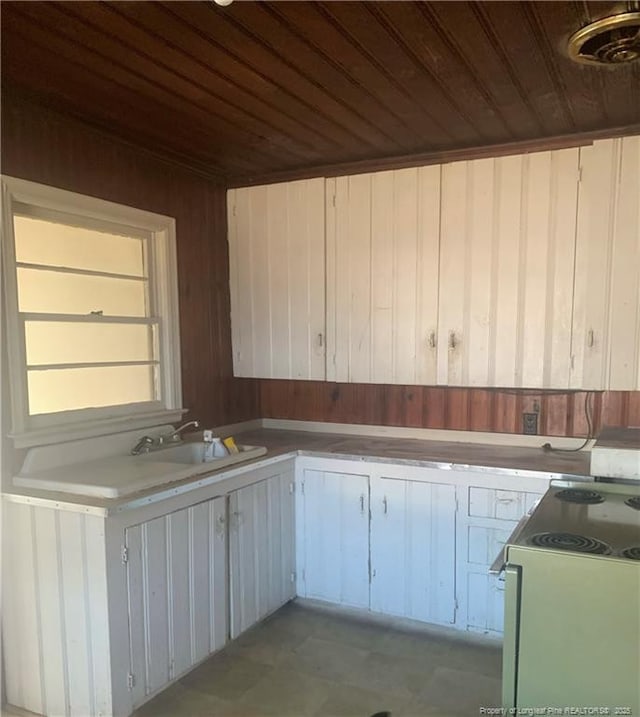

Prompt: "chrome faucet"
[131,421,200,455]
[131,435,155,455]
[165,420,200,443]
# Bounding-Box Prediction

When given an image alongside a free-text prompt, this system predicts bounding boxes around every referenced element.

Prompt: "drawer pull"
[383,496,388,515]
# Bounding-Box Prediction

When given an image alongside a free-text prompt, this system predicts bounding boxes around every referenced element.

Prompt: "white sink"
[137,442,210,465]
[13,443,268,499]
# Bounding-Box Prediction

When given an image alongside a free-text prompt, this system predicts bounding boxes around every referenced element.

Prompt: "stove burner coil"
[620,546,640,560]
[554,489,605,504]
[529,532,612,555]
[625,496,640,511]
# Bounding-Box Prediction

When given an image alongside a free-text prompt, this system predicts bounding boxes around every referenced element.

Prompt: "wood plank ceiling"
[2,1,640,185]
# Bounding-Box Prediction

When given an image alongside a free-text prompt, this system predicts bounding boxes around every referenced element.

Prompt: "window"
[1,176,183,447]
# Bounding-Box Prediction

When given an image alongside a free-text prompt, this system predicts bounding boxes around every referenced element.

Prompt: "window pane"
[25,322,156,365]
[13,215,145,276]
[27,365,157,415]
[17,268,147,316]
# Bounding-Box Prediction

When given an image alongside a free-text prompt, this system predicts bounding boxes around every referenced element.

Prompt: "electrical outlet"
[523,412,538,435]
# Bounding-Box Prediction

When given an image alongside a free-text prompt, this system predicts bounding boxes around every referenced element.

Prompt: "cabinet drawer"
[468,487,542,521]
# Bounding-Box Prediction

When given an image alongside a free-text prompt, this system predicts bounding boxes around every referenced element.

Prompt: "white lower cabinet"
[2,453,551,717]
[457,483,545,635]
[296,464,370,608]
[370,474,456,625]
[124,496,228,709]
[295,457,549,636]
[229,469,296,638]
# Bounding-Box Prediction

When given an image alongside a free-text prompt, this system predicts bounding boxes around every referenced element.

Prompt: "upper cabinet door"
[438,148,580,388]
[326,167,440,384]
[571,137,640,390]
[227,179,326,379]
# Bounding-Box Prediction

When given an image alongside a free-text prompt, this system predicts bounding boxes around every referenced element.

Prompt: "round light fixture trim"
[568,11,640,65]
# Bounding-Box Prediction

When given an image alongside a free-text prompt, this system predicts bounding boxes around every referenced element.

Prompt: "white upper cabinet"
[571,137,640,390]
[438,148,580,387]
[228,136,637,389]
[227,178,326,379]
[326,167,441,384]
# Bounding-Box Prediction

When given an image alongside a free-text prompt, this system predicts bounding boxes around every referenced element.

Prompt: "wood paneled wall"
[260,380,640,438]
[1,95,260,428]
[3,96,638,439]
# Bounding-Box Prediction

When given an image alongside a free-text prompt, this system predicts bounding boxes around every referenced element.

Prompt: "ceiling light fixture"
[212,0,234,6]
[568,11,640,65]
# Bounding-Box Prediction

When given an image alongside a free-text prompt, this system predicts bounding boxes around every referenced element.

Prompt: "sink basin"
[137,442,209,465]
[13,443,268,499]
[137,442,265,466]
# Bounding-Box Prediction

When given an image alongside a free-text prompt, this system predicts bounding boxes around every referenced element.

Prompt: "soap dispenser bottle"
[203,430,227,461]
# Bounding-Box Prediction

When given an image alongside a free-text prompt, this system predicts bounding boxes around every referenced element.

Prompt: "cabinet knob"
[428,331,437,349]
[449,331,458,350]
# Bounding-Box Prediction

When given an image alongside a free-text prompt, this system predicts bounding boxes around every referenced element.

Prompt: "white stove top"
[512,479,640,561]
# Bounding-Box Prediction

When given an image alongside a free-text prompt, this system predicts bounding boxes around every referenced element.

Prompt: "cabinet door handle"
[383,496,388,514]
[360,495,365,514]
[428,331,436,349]
[318,333,324,348]
[449,331,458,350]
[587,329,594,348]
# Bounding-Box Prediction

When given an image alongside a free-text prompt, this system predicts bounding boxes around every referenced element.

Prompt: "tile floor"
[132,600,502,717]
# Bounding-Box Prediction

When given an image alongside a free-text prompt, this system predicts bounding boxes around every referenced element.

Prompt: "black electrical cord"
[542,391,594,452]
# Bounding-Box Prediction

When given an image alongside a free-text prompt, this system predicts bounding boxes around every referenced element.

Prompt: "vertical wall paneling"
[608,137,640,390]
[1,97,261,435]
[58,512,94,716]
[2,503,45,715]
[1,502,112,717]
[82,512,112,714]
[229,470,295,639]
[124,496,228,708]
[167,510,191,679]
[572,137,640,391]
[438,148,579,387]
[297,468,370,608]
[329,167,440,384]
[34,509,70,716]
[369,476,456,625]
[227,179,326,380]
[571,140,618,389]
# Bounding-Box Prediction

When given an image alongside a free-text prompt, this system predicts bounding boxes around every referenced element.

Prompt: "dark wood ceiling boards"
[2,1,640,185]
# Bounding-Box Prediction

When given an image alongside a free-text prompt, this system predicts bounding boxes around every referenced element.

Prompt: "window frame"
[1,176,184,448]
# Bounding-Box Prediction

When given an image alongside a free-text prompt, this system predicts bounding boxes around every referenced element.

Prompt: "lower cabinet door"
[229,470,296,639]
[125,496,228,708]
[370,476,457,625]
[297,468,370,608]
